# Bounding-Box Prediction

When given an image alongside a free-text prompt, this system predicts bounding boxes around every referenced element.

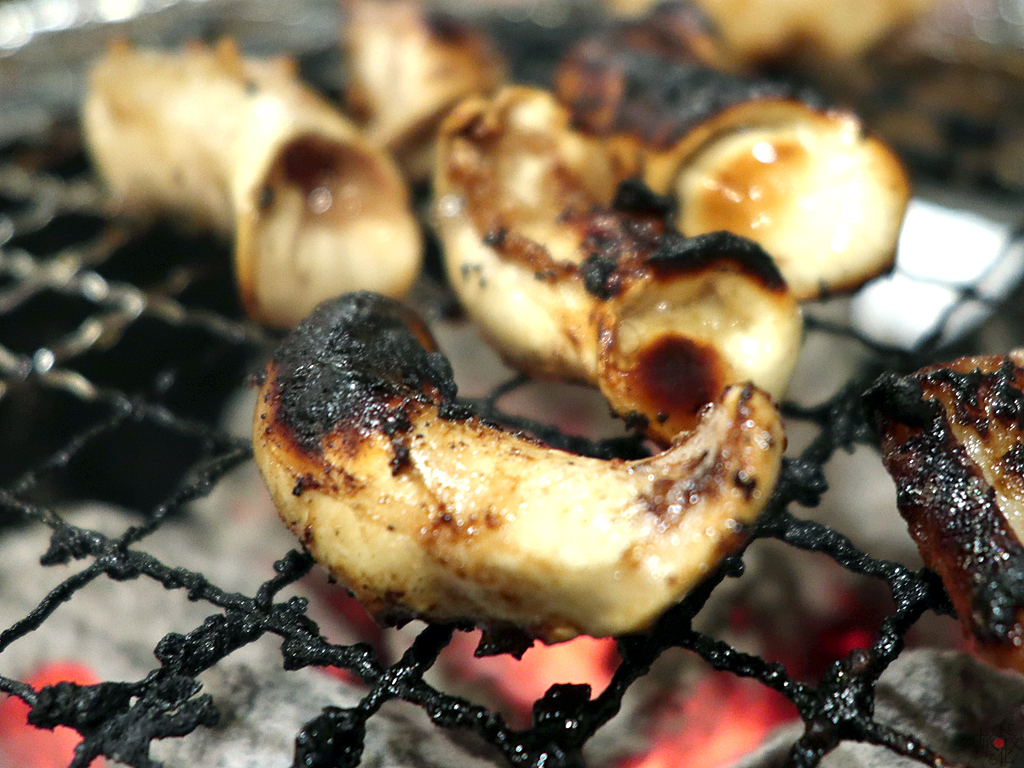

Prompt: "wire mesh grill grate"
[2,33,1024,768]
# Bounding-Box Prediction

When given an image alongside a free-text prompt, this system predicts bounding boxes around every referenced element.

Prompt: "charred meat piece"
[83,39,422,328]
[555,40,911,300]
[343,0,506,182]
[434,87,802,443]
[253,292,785,643]
[866,350,1024,673]
[605,0,937,64]
[561,0,730,74]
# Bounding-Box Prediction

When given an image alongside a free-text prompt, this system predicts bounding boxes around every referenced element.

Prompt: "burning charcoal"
[252,292,784,643]
[82,39,422,328]
[866,350,1024,673]
[343,0,506,182]
[733,649,1024,768]
[0,662,105,768]
[554,34,911,300]
[434,86,802,442]
[152,662,504,768]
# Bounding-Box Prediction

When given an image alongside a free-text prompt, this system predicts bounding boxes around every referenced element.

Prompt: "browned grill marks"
[631,335,725,423]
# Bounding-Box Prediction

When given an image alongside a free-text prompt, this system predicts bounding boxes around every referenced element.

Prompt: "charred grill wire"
[0,37,1022,768]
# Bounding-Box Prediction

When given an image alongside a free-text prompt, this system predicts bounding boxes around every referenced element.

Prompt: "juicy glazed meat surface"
[866,350,1024,672]
[554,37,910,300]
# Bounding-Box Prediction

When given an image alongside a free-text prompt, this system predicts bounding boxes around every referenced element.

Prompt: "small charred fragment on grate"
[553,34,910,300]
[435,87,802,443]
[253,292,785,643]
[867,350,1024,673]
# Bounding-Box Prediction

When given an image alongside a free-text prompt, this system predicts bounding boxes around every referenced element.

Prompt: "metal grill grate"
[2,13,1024,768]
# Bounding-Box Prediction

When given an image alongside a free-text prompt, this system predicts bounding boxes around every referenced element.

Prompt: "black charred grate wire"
[0,122,1020,768]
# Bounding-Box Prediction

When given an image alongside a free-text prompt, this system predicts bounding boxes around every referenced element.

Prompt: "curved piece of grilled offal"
[253,292,785,644]
[83,40,422,328]
[434,87,802,444]
[555,42,911,299]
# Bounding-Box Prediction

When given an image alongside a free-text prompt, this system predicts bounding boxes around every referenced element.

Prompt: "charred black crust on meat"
[866,361,1024,646]
[645,230,787,292]
[916,358,1024,438]
[495,208,785,300]
[547,182,783,300]
[267,292,471,454]
[575,203,664,299]
[558,45,815,150]
[611,177,676,220]
[580,253,621,299]
[572,0,722,69]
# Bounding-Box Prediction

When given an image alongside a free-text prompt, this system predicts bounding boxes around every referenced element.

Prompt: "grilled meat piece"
[434,86,802,443]
[343,0,506,182]
[866,350,1024,672]
[555,41,911,300]
[83,39,422,328]
[253,292,785,643]
[605,0,937,64]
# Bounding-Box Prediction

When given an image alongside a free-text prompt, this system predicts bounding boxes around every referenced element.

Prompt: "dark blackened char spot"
[622,411,650,432]
[634,335,724,422]
[611,177,676,220]
[918,357,1024,435]
[293,474,321,496]
[424,9,473,44]
[258,185,275,210]
[475,625,534,659]
[734,468,757,500]
[646,230,787,292]
[866,365,1024,648]
[483,227,507,247]
[558,45,813,150]
[270,292,471,454]
[580,253,620,299]
[389,442,411,475]
[863,372,933,429]
[570,205,666,298]
[1002,443,1024,477]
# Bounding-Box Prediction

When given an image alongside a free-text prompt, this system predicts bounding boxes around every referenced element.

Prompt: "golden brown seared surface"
[253,292,786,643]
[866,349,1024,673]
[554,39,911,300]
[434,86,802,443]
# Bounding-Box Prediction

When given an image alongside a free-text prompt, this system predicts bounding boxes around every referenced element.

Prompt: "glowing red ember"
[440,630,620,727]
[618,671,797,768]
[0,661,107,768]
